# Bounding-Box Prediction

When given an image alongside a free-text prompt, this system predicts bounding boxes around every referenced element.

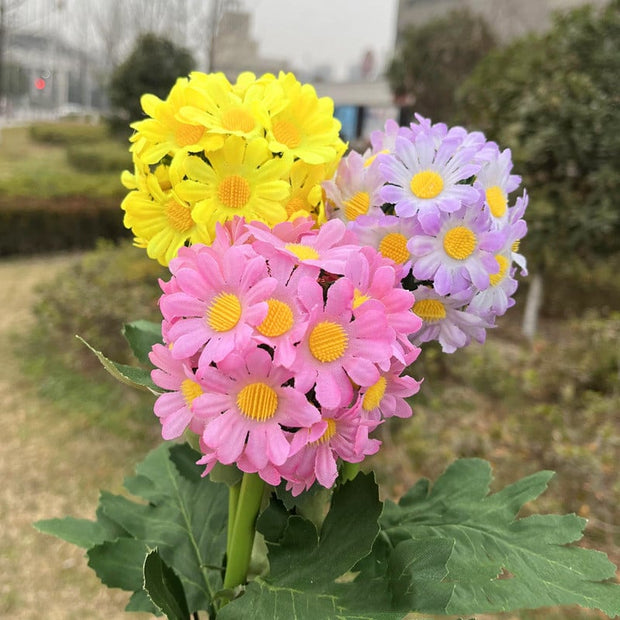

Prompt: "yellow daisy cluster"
[121,71,346,265]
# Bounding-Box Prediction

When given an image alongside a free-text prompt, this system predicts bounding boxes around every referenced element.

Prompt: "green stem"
[227,481,241,555]
[340,460,360,483]
[223,472,265,589]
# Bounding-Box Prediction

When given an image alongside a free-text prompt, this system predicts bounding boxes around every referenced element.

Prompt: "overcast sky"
[244,0,399,79]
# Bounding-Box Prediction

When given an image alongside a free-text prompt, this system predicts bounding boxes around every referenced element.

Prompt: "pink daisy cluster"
[323,116,528,354]
[149,217,422,495]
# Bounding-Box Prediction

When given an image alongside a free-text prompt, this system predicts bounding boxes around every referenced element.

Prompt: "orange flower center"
[221,107,255,133]
[165,199,194,232]
[218,175,251,209]
[272,118,301,148]
[175,123,205,147]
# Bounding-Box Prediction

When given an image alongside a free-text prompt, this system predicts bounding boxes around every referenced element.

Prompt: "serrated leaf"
[219,473,400,620]
[99,443,229,613]
[76,334,160,393]
[143,548,190,620]
[382,458,620,617]
[87,537,149,591]
[33,516,111,549]
[122,320,162,364]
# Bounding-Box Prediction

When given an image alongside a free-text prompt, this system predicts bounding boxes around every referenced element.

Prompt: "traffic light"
[34,70,51,91]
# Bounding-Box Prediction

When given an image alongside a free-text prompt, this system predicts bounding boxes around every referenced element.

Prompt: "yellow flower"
[121,158,212,266]
[178,71,287,143]
[130,76,222,165]
[174,135,291,229]
[266,72,346,166]
[285,160,331,224]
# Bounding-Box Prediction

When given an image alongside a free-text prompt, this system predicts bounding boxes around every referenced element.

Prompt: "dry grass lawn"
[0,254,152,619]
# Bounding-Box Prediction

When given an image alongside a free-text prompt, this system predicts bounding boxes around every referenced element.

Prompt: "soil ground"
[0,253,150,619]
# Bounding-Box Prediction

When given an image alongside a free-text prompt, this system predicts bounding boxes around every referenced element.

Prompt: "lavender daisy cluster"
[149,217,421,495]
[323,116,528,353]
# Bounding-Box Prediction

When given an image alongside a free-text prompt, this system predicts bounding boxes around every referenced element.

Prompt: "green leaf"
[382,458,620,617]
[143,548,190,620]
[98,443,229,613]
[34,516,111,549]
[219,473,407,620]
[87,537,150,591]
[38,442,227,616]
[76,334,160,393]
[122,320,162,364]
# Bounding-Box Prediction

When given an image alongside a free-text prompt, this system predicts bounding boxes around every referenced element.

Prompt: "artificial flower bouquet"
[35,71,620,619]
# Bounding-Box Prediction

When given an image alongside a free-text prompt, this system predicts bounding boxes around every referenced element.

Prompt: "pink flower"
[252,252,313,367]
[161,244,276,364]
[360,357,421,421]
[281,400,381,496]
[149,343,206,439]
[292,276,394,408]
[249,218,359,275]
[343,246,421,363]
[195,347,322,483]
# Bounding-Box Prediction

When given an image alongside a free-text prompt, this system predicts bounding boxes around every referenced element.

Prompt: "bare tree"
[0,0,26,105]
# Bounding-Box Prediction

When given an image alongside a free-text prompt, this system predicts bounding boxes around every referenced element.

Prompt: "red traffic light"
[34,77,46,90]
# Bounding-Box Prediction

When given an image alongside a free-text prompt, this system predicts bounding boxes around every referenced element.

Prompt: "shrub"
[66,141,132,173]
[29,121,107,145]
[30,241,165,371]
[0,196,129,256]
[24,242,166,439]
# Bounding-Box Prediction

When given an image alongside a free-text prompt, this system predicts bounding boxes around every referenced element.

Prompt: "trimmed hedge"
[66,141,132,173]
[0,195,131,256]
[29,121,108,145]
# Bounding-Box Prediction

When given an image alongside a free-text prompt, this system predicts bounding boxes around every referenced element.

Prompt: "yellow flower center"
[343,191,370,220]
[353,289,370,310]
[218,175,251,209]
[413,299,446,323]
[284,243,320,261]
[512,239,521,253]
[237,382,279,421]
[181,379,203,406]
[443,226,477,260]
[378,232,410,265]
[221,107,255,133]
[165,199,194,233]
[486,185,507,218]
[272,118,301,148]
[312,418,337,445]
[489,254,510,286]
[207,292,242,332]
[362,376,387,411]
[257,299,294,337]
[410,170,444,199]
[175,123,205,147]
[286,196,309,217]
[308,321,348,363]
